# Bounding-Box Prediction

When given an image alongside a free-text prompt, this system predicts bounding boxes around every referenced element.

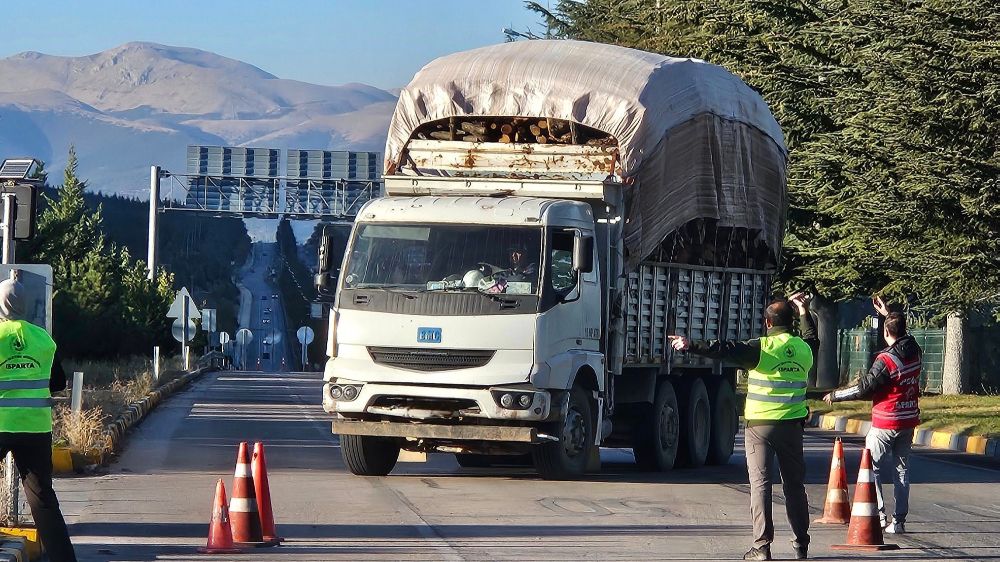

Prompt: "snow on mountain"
[0,42,397,198]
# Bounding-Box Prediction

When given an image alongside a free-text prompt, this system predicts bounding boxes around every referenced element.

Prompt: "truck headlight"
[491,389,534,410]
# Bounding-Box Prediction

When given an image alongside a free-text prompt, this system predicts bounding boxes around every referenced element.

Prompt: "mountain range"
[0,42,397,198]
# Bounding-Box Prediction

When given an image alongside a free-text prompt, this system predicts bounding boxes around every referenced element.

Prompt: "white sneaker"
[885,521,905,534]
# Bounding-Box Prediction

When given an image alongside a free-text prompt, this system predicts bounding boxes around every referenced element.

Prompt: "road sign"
[219,332,231,345]
[166,287,201,319]
[236,328,253,346]
[202,308,217,332]
[171,318,197,342]
[297,326,315,345]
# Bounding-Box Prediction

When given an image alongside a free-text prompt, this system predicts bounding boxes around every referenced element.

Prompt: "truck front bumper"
[323,380,553,422]
[332,419,554,443]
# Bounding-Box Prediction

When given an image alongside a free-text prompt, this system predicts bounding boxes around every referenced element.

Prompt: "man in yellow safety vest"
[0,275,76,561]
[669,293,817,561]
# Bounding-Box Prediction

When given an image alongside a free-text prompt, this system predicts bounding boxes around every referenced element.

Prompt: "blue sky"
[0,0,545,89]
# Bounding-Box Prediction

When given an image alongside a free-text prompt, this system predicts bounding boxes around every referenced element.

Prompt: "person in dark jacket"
[823,296,921,534]
[670,292,817,561]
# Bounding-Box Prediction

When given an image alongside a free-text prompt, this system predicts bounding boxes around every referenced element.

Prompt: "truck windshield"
[343,224,543,296]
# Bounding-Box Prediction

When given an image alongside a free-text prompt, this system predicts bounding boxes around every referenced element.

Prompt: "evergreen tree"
[527,0,1000,391]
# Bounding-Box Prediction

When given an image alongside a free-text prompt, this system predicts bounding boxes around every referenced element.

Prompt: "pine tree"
[528,0,1000,391]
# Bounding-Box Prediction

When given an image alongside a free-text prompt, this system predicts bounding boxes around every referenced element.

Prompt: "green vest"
[744,332,812,421]
[0,320,55,433]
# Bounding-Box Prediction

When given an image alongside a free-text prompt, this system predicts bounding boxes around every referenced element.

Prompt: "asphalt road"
[51,369,1000,561]
[235,243,289,372]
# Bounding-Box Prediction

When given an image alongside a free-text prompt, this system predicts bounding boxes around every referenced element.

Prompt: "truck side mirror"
[573,234,594,273]
[315,227,334,294]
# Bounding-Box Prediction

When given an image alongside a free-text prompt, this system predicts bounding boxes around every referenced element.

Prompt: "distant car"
[262,352,271,360]
[262,318,270,324]
[272,293,278,299]
[264,307,271,314]
[261,295,267,300]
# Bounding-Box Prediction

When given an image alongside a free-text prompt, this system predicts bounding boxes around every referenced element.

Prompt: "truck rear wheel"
[340,434,400,476]
[532,386,594,480]
[633,380,680,471]
[677,377,711,468]
[706,378,738,465]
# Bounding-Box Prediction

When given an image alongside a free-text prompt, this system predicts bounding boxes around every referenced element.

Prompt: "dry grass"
[52,405,106,453]
[52,355,185,454]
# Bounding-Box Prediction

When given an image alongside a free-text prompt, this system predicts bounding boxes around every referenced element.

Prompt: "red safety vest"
[871,349,921,430]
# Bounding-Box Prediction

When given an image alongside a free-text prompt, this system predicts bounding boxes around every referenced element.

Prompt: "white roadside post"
[70,372,84,413]
[152,346,160,382]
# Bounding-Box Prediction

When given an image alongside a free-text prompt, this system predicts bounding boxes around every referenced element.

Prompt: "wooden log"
[499,134,512,143]
[536,135,548,144]
[500,124,513,135]
[462,134,486,142]
[538,119,549,130]
[461,122,487,136]
[429,131,453,141]
[529,124,542,136]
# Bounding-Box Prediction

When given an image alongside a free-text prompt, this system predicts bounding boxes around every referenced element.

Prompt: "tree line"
[527,0,1000,391]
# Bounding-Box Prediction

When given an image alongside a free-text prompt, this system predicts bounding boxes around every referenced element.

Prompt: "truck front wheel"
[532,386,594,480]
[633,379,680,471]
[340,434,400,476]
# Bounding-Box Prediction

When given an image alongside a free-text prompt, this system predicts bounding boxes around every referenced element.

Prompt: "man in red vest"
[823,297,921,534]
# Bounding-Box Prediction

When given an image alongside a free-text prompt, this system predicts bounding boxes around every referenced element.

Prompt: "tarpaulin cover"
[385,40,787,264]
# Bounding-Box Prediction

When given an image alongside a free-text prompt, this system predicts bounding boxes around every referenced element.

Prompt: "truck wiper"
[355,284,420,299]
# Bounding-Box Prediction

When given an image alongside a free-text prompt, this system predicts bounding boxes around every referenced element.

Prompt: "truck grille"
[368,347,495,371]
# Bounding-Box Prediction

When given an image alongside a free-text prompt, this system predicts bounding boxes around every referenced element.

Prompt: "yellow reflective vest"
[0,320,55,433]
[744,332,812,421]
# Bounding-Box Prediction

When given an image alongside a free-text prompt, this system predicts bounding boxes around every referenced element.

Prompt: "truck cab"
[324,191,609,478]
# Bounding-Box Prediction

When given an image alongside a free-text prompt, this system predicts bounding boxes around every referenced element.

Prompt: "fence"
[837,327,1000,393]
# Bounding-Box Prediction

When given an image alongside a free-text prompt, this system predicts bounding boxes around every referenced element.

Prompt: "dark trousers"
[745,423,810,549]
[0,432,76,562]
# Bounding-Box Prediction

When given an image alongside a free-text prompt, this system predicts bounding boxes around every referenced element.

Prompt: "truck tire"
[455,454,492,468]
[632,380,680,471]
[340,434,400,476]
[706,378,738,465]
[676,377,711,468]
[532,386,594,480]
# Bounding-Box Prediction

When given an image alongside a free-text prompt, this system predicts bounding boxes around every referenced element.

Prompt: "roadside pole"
[1,193,15,264]
[147,166,160,280]
[182,295,190,370]
[70,372,84,413]
[152,346,160,382]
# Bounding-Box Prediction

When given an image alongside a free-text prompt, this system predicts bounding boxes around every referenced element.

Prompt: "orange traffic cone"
[832,448,899,551]
[197,479,241,554]
[229,442,278,547]
[815,437,851,524]
[252,442,283,542]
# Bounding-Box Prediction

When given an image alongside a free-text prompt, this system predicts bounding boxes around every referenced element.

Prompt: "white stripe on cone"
[857,468,874,483]
[229,497,258,513]
[851,501,877,517]
[827,488,848,503]
[234,463,251,477]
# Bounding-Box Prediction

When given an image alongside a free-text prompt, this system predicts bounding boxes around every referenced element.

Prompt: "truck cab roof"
[358,196,593,228]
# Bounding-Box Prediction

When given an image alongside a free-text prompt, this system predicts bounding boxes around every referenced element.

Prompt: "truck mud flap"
[333,420,545,443]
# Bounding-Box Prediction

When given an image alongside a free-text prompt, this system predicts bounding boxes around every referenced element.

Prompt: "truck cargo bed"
[624,263,771,368]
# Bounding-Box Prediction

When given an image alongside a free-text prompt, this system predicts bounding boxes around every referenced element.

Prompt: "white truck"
[317,40,788,479]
